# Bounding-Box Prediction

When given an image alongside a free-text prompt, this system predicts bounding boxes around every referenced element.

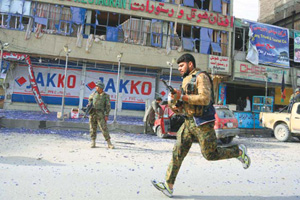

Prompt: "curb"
[0,118,145,134]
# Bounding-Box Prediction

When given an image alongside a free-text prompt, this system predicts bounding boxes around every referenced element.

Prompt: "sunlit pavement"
[0,129,300,200]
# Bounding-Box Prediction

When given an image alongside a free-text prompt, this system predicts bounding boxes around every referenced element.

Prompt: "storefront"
[225,60,292,129]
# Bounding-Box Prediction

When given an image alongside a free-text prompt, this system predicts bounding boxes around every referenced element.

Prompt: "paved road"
[0,130,300,200]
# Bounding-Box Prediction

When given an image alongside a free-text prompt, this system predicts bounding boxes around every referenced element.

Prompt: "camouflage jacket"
[88,91,111,117]
[170,69,213,117]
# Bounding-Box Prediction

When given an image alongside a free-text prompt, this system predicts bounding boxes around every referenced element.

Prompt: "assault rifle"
[161,79,176,95]
[82,102,93,119]
[160,79,183,107]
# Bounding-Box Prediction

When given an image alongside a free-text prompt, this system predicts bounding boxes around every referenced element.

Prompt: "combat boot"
[91,139,96,148]
[107,140,115,149]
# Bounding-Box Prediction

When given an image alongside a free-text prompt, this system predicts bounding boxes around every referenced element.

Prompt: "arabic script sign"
[130,1,233,28]
[208,55,229,73]
[247,22,289,68]
[65,0,233,28]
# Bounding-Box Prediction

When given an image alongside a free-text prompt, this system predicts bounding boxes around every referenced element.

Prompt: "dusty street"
[0,129,300,200]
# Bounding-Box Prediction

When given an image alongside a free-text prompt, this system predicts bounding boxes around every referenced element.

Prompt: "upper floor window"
[0,1,229,56]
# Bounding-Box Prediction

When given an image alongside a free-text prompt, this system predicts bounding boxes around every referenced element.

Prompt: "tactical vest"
[92,92,107,111]
[185,71,216,125]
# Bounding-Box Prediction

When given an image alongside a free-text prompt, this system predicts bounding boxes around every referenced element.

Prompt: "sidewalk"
[0,109,145,134]
[0,109,273,137]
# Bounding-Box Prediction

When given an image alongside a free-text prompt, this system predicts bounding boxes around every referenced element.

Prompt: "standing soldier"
[288,88,300,112]
[88,81,114,149]
[289,88,300,104]
[151,53,250,197]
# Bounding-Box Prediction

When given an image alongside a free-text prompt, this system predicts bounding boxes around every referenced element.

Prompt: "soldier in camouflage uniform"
[88,81,114,149]
[288,88,300,112]
[152,53,250,197]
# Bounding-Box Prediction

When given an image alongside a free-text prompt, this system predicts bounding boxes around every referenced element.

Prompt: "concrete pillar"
[79,63,86,109]
[84,10,92,35]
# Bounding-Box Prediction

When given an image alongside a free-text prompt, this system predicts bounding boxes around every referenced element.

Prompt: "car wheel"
[274,123,291,142]
[156,126,167,138]
[219,136,234,144]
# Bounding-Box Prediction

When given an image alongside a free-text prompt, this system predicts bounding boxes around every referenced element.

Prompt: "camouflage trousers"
[89,112,111,141]
[166,118,239,185]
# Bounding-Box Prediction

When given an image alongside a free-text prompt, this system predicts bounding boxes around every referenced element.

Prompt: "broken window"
[121,16,151,45]
[183,0,195,7]
[200,27,212,54]
[222,0,229,15]
[151,20,162,47]
[181,25,194,51]
[220,31,228,56]
[0,0,32,30]
[234,27,248,52]
[212,0,222,13]
[195,0,210,10]
[192,26,200,53]
[211,30,228,56]
[170,23,182,50]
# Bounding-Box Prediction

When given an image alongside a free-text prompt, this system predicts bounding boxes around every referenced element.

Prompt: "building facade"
[0,0,234,113]
[228,0,300,114]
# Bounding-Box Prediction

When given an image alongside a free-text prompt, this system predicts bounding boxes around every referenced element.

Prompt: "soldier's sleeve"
[187,73,211,106]
[105,94,111,117]
[289,94,294,102]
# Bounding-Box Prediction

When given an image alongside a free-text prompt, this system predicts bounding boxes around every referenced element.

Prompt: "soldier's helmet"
[295,88,300,93]
[96,81,105,89]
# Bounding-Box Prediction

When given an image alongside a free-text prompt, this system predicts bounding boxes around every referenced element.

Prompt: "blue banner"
[218,83,226,105]
[247,22,289,68]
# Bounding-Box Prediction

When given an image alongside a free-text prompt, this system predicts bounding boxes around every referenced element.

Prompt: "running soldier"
[152,53,250,197]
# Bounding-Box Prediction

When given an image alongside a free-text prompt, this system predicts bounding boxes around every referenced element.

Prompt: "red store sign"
[130,0,234,28]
